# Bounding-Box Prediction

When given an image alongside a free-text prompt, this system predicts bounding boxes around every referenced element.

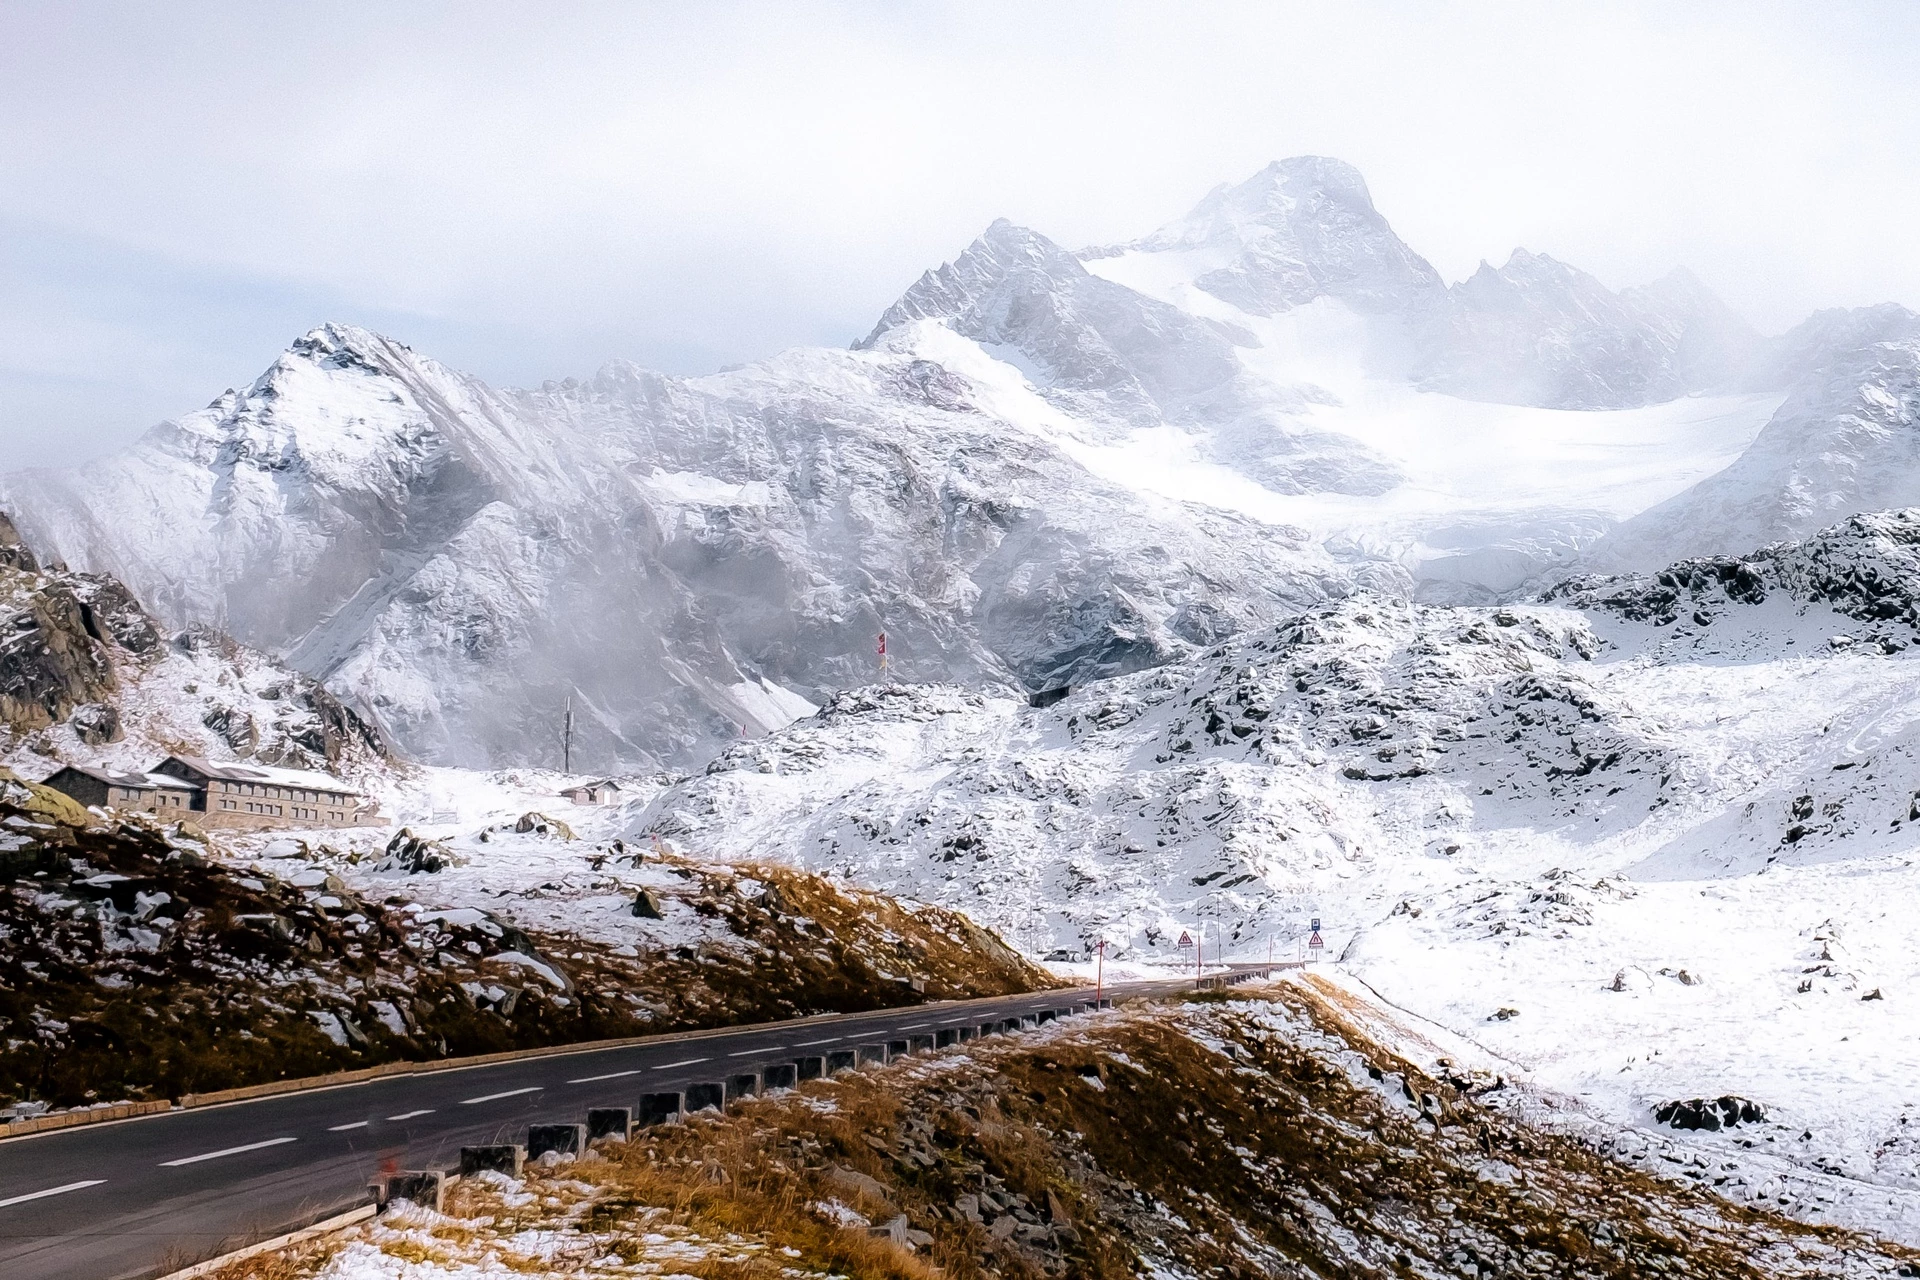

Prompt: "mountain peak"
[857,220,1085,348]
[1130,156,1442,317]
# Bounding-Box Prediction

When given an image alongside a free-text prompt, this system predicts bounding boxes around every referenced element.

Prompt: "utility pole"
[563,696,574,775]
[1094,938,1108,1005]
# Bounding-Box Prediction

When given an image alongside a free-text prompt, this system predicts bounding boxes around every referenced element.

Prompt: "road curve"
[0,971,1273,1280]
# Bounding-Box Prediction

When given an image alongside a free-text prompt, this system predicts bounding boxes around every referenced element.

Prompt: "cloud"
[4,0,1919,461]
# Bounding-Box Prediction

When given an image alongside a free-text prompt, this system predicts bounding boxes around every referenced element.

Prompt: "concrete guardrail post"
[856,1044,886,1066]
[528,1123,587,1159]
[460,1144,526,1177]
[956,1026,976,1042]
[908,1033,936,1054]
[795,1055,825,1081]
[725,1072,760,1102]
[685,1082,726,1113]
[588,1107,633,1141]
[827,1049,858,1074]
[378,1170,445,1211]
[935,1029,958,1048]
[762,1063,798,1090]
[639,1091,685,1126]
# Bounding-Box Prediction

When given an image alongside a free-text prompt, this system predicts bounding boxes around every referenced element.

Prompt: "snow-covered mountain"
[1414,252,1760,409]
[1,155,1903,767]
[1,322,1389,770]
[1587,316,1920,572]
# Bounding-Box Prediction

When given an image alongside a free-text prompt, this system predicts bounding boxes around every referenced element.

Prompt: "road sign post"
[1307,916,1325,964]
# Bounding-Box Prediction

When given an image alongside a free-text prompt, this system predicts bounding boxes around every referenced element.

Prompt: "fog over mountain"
[3,157,1914,771]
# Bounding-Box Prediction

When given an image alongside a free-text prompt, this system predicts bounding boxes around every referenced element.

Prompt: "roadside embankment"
[211,975,1917,1279]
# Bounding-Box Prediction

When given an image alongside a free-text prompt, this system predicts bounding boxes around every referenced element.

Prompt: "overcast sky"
[4,1,1918,465]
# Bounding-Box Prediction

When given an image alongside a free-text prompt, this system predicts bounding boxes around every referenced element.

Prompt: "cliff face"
[0,512,124,738]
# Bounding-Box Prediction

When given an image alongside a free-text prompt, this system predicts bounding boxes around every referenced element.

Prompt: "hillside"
[0,768,1052,1112]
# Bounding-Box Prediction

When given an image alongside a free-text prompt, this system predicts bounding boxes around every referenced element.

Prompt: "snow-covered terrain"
[625,511,1920,1242]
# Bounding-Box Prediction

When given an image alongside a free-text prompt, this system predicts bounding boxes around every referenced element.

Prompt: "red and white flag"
[877,632,887,657]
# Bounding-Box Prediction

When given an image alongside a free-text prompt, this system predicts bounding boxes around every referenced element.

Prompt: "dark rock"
[631,888,664,919]
[1654,1095,1768,1131]
[68,702,122,745]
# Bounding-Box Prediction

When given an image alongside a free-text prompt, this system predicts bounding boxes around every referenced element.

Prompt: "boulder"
[1654,1095,1768,1131]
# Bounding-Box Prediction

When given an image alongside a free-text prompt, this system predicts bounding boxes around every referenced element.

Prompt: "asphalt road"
[0,972,1271,1280]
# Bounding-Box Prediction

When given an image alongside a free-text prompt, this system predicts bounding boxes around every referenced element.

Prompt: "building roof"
[46,764,203,792]
[155,755,361,796]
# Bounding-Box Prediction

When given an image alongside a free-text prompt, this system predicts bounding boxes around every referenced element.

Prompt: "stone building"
[38,765,201,816]
[41,755,379,830]
[151,755,378,830]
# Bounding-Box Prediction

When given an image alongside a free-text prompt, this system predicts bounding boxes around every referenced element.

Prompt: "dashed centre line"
[568,1068,643,1084]
[161,1137,297,1167]
[794,1037,841,1046]
[0,1180,104,1209]
[327,1121,370,1132]
[460,1086,543,1106]
[387,1110,435,1121]
[728,1046,785,1057]
[652,1057,708,1070]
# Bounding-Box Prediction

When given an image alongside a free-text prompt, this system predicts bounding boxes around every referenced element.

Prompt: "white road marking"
[794,1037,841,1046]
[898,1023,933,1030]
[387,1109,434,1120]
[460,1086,543,1106]
[0,1180,105,1209]
[161,1137,297,1167]
[652,1057,708,1070]
[728,1046,785,1057]
[568,1068,643,1084]
[327,1121,370,1132]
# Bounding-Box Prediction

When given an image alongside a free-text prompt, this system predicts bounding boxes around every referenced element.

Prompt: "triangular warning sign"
[1177,931,1193,947]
